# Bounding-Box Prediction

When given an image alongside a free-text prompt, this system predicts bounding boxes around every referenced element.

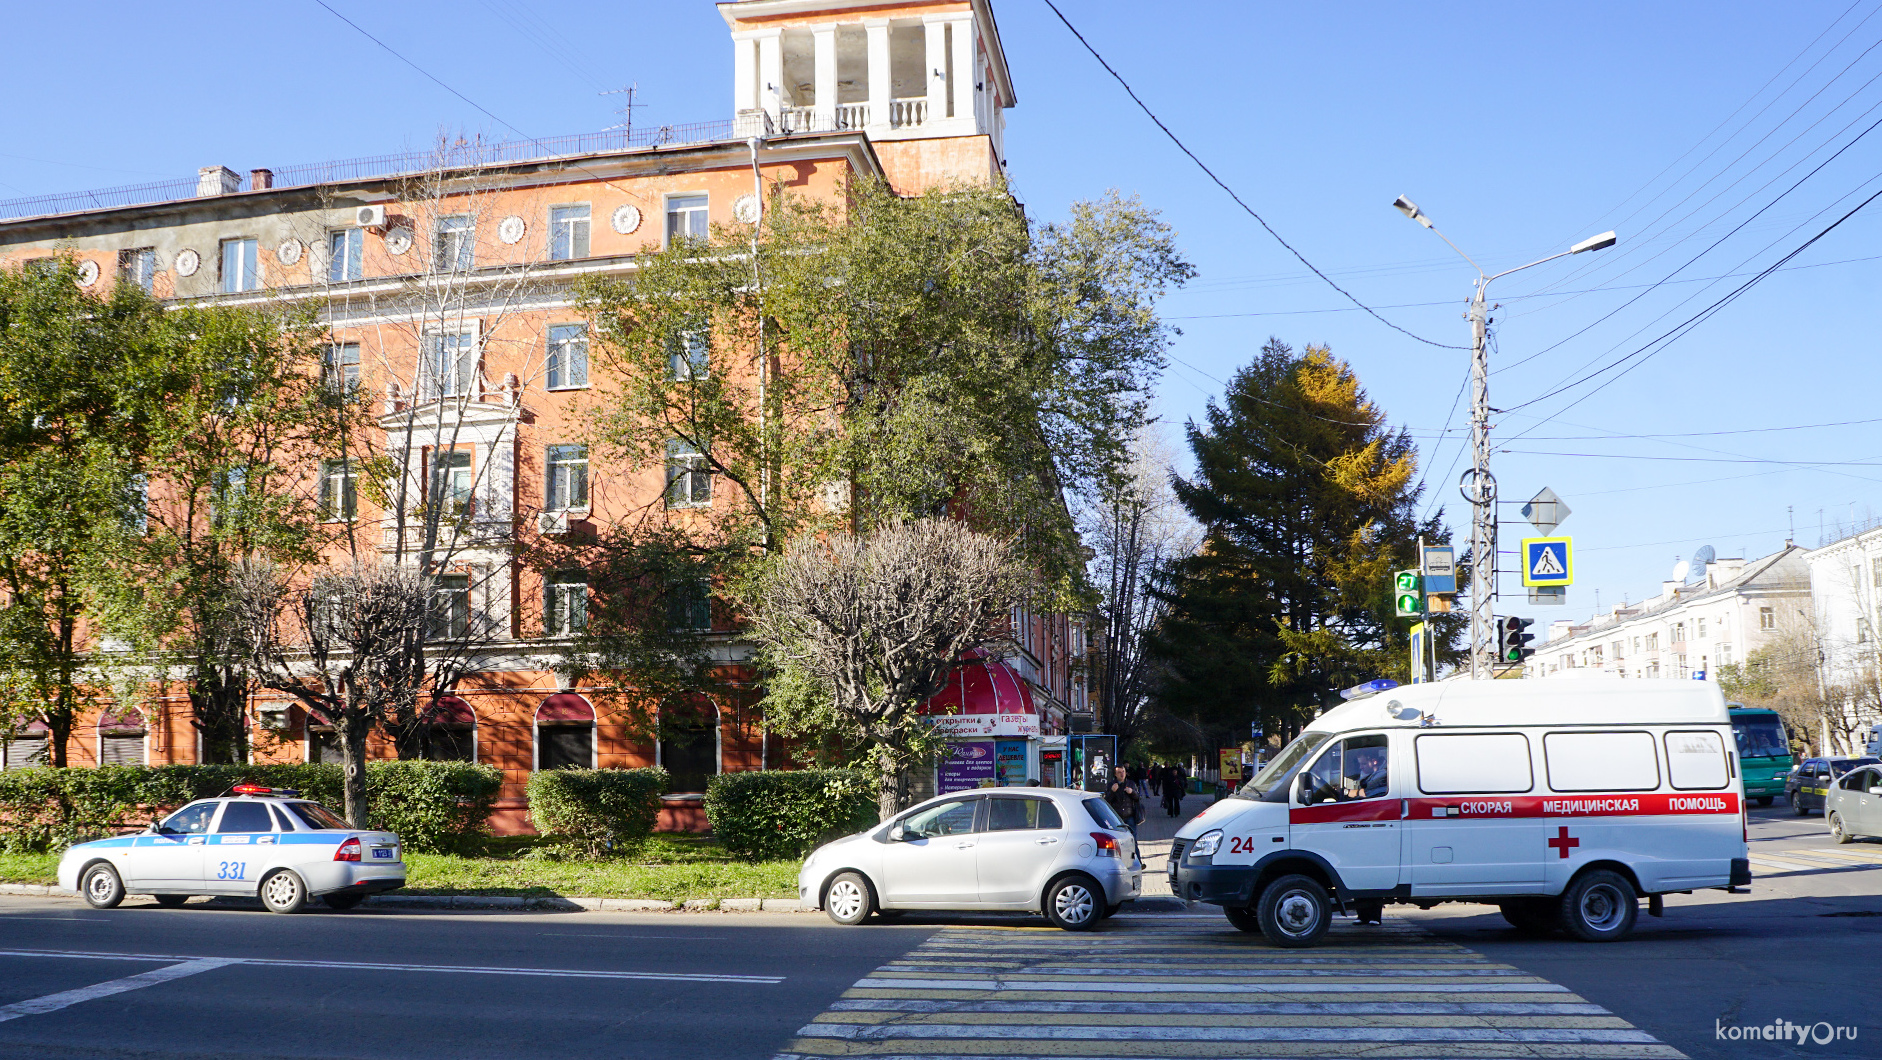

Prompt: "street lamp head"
[1570,230,1617,254]
[1393,195,1434,229]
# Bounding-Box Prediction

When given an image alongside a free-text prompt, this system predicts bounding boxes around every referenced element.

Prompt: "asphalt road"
[2,799,1877,1060]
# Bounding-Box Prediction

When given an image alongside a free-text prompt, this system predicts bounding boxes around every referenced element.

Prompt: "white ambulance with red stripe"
[1169,677,1751,947]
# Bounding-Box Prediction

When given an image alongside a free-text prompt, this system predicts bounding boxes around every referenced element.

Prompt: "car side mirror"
[888,824,909,842]
[1869,786,1882,796]
[143,821,158,834]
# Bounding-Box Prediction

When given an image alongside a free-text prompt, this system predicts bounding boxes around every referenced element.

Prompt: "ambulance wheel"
[1755,796,1773,807]
[1558,870,1637,942]
[80,863,124,909]
[1224,905,1261,933]
[153,894,190,908]
[1830,812,1853,844]
[1255,874,1331,948]
[259,869,309,914]
[1499,899,1557,936]
[324,892,366,910]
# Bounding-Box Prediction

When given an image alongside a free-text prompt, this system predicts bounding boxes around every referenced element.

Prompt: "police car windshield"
[286,802,350,830]
[1236,732,1330,799]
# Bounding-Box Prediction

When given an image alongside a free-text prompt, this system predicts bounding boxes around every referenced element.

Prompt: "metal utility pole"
[1393,196,1616,678]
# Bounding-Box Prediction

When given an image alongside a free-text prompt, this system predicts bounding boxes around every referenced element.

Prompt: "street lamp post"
[1393,197,1615,678]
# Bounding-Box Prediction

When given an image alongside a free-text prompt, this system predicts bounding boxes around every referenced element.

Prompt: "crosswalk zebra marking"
[777,918,1685,1060]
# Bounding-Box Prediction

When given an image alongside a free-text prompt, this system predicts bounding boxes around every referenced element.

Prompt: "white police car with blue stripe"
[57,785,406,913]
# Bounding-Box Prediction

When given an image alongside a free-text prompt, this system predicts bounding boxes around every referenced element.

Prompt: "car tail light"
[1090,832,1119,857]
[334,837,362,862]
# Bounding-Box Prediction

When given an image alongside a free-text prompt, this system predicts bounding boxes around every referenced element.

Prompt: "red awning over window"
[424,696,476,726]
[537,693,595,723]
[920,651,1036,717]
[97,709,145,732]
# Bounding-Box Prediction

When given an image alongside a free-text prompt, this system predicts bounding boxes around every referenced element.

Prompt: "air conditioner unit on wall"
[354,204,387,228]
[257,706,291,730]
[537,510,570,536]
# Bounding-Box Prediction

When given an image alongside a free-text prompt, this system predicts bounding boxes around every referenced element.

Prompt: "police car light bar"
[229,784,300,797]
[1340,678,1400,701]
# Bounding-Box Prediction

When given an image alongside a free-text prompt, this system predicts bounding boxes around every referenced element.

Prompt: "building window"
[435,214,475,271]
[219,237,259,293]
[549,204,590,260]
[1760,606,1775,631]
[1672,622,1685,643]
[320,459,357,521]
[545,444,589,511]
[328,228,364,282]
[124,474,149,535]
[1697,618,1707,639]
[430,574,471,640]
[1612,640,1624,660]
[98,711,147,766]
[668,576,712,631]
[323,342,360,397]
[659,701,719,794]
[210,467,246,529]
[1720,643,1733,666]
[665,438,712,507]
[546,324,589,389]
[423,330,478,399]
[1860,618,1872,644]
[1646,633,1659,651]
[546,571,588,637]
[535,695,595,771]
[668,326,710,381]
[116,247,157,292]
[432,450,473,515]
[665,194,708,244]
[22,258,59,278]
[306,718,338,764]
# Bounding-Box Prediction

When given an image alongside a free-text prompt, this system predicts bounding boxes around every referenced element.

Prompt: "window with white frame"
[1720,642,1733,665]
[1646,632,1659,651]
[124,474,149,535]
[549,204,590,260]
[430,574,471,640]
[665,438,711,507]
[1760,606,1775,630]
[432,450,472,515]
[1697,618,1707,639]
[546,324,588,389]
[435,214,475,271]
[545,445,588,511]
[423,330,478,399]
[320,459,356,521]
[545,571,587,636]
[219,237,259,293]
[1673,622,1685,642]
[116,247,157,292]
[211,467,246,528]
[323,342,360,397]
[665,194,708,244]
[667,326,709,380]
[328,228,363,282]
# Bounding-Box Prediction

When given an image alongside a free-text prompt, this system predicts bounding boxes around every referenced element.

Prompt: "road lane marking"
[0,947,783,984]
[0,958,237,1023]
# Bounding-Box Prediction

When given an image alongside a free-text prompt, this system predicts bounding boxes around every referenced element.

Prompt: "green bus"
[1729,704,1792,805]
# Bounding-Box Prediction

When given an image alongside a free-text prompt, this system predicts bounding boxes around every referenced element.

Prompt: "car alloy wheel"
[81,864,125,909]
[1558,869,1637,942]
[1044,876,1102,931]
[1256,874,1331,948]
[1830,813,1852,844]
[824,872,873,926]
[259,870,308,914]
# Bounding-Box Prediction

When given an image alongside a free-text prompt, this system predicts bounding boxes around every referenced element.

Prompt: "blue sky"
[7,1,1881,639]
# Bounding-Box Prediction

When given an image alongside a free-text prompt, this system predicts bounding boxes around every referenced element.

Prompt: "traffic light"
[1498,616,1536,663]
[1394,570,1422,617]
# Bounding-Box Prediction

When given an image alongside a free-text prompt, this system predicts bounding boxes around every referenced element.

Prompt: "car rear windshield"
[286,802,350,830]
[1083,798,1126,831]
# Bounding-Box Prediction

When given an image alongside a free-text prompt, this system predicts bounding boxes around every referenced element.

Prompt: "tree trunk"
[339,714,371,828]
[876,743,901,824]
[192,670,249,764]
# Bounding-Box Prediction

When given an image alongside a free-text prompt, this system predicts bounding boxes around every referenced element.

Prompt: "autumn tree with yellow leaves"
[1146,338,1466,748]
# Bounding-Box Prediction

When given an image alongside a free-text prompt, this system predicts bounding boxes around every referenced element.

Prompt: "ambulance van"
[1170,677,1751,947]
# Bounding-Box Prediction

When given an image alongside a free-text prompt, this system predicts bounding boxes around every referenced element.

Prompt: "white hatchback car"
[57,786,406,913]
[798,788,1142,930]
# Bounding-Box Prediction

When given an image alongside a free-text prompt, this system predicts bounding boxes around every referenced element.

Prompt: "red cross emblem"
[1548,826,1580,859]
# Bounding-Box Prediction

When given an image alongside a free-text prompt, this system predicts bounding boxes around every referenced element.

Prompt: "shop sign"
[928,712,1040,738]
[938,740,996,793]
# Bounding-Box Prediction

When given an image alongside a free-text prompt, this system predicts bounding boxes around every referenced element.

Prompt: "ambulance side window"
[1544,731,1661,793]
[1416,733,1533,794]
[1664,731,1729,791]
[1341,735,1389,801]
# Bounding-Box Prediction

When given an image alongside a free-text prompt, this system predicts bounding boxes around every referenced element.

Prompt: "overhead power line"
[1038,0,1464,351]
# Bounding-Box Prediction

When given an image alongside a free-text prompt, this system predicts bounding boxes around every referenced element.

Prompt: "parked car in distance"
[1787,757,1881,815]
[798,788,1142,930]
[1825,763,1882,843]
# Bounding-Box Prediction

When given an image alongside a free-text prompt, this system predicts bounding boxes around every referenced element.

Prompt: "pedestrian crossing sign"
[1521,536,1573,587]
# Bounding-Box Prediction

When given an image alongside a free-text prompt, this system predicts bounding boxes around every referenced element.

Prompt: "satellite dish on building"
[1671,558,1690,583]
[1686,545,1715,584]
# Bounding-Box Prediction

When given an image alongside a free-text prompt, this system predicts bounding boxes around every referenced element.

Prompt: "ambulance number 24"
[1224,836,1260,855]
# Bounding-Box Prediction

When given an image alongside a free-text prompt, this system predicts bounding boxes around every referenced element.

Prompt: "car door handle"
[1034,837,1059,845]
[955,841,976,849]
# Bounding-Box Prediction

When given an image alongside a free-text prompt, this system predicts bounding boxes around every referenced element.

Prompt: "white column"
[923,18,948,127]
[732,34,757,116]
[865,18,891,133]
[756,29,784,121]
[813,25,838,129]
[949,17,976,128]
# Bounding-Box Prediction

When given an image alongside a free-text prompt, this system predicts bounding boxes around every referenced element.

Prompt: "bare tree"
[741,518,1029,820]
[232,560,430,826]
[1080,428,1199,750]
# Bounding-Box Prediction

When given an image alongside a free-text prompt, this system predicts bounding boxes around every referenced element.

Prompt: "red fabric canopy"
[424,696,476,726]
[536,693,595,723]
[919,651,1036,717]
[97,709,145,732]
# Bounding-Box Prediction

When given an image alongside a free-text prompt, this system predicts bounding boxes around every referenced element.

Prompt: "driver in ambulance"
[1342,745,1389,801]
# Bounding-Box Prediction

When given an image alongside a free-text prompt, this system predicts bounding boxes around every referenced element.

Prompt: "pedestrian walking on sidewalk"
[1105,766,1142,836]
[1164,765,1187,817]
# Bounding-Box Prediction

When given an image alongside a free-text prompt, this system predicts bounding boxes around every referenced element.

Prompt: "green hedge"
[703,769,877,861]
[0,762,502,854]
[526,767,667,857]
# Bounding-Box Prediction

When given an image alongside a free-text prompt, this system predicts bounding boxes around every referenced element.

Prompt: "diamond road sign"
[1522,536,1573,587]
[1522,488,1571,534]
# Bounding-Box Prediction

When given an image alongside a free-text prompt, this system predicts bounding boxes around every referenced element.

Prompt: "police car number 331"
[56,785,407,913]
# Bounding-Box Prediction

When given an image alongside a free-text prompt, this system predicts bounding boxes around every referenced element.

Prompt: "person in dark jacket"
[1104,766,1142,834]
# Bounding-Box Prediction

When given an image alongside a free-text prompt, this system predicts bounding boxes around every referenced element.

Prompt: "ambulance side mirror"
[1294,774,1311,804]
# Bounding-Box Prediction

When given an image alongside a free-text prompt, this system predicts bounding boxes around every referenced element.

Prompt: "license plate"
[372,848,394,859]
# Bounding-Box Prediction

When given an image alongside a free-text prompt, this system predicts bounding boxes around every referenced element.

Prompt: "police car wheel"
[80,864,124,909]
[1224,905,1261,933]
[1256,874,1331,948]
[259,870,309,914]
[1499,900,1557,936]
[1044,875,1104,931]
[1830,812,1853,844]
[152,894,190,908]
[1558,870,1637,942]
[324,892,367,910]
[824,872,874,926]
[1794,794,1811,816]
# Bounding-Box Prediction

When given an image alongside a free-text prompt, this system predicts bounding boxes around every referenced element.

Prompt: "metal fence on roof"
[0,119,752,223]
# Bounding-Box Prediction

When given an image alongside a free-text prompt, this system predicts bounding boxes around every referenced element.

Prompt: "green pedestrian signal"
[1394,569,1422,617]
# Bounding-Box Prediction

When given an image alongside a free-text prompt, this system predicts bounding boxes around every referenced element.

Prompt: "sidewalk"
[1132,787,1215,898]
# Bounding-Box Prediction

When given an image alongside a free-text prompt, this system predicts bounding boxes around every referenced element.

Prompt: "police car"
[1786,756,1880,815]
[56,786,406,913]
